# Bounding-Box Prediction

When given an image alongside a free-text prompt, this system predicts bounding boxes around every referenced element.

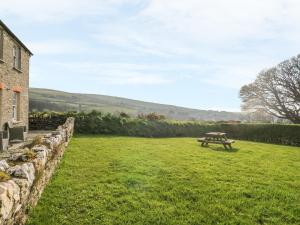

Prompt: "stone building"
[0,20,33,150]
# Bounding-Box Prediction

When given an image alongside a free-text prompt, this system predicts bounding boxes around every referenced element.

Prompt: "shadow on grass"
[200,145,239,153]
[73,134,124,139]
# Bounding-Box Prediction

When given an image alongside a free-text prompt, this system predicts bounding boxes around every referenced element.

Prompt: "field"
[27,136,300,225]
[29,88,242,121]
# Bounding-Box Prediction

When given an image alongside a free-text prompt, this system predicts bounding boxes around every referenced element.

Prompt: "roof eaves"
[0,19,33,56]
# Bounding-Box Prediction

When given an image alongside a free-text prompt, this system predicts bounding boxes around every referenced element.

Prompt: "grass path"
[27,136,300,225]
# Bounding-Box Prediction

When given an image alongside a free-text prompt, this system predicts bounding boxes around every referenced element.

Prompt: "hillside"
[29,88,243,121]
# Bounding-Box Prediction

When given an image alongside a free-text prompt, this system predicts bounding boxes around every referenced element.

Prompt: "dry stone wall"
[29,113,69,131]
[0,117,74,225]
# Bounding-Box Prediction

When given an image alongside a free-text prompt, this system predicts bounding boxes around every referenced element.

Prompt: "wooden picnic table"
[197,132,235,150]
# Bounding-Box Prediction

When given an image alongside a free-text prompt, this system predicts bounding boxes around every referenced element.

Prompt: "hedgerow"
[29,111,300,146]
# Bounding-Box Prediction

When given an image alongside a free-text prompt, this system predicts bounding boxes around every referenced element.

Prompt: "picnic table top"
[205,132,226,137]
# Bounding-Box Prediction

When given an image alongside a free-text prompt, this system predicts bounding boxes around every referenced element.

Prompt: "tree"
[240,54,300,123]
[137,112,166,120]
[119,112,130,118]
[243,108,275,123]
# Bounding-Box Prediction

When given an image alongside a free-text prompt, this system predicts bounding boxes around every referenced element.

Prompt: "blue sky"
[1,0,300,112]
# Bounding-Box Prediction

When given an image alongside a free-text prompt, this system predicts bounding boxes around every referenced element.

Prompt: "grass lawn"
[27,136,300,225]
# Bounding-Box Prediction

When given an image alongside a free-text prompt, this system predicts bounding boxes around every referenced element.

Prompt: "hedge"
[29,111,300,146]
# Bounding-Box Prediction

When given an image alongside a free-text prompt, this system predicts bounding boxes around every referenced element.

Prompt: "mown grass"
[27,136,300,225]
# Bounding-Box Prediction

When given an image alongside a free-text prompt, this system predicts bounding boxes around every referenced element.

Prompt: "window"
[12,92,20,121]
[0,29,3,60]
[13,46,21,70]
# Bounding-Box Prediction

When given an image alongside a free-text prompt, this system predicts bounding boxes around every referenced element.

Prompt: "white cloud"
[92,24,194,57]
[98,72,170,85]
[5,0,300,90]
[86,0,300,89]
[52,59,268,88]
[52,62,172,85]
[0,0,141,23]
[141,0,300,42]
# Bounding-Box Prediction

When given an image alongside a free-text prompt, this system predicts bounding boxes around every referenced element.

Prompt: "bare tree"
[240,54,300,123]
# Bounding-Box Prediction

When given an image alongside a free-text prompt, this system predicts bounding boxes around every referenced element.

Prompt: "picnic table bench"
[197,132,235,150]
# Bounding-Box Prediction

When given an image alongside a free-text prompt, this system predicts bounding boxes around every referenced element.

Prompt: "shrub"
[119,112,130,118]
[0,171,11,182]
[24,149,37,161]
[138,112,166,121]
[26,135,44,149]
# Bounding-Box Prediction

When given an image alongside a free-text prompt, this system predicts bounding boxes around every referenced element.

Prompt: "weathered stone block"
[0,160,9,172]
[32,145,49,153]
[7,163,35,186]
[32,150,48,172]
[42,138,54,150]
[0,180,21,223]
[12,178,30,202]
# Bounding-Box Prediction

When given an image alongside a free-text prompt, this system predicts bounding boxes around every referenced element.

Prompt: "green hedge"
[29,111,300,146]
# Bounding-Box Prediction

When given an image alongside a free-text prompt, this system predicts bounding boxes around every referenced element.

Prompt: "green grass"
[27,136,300,225]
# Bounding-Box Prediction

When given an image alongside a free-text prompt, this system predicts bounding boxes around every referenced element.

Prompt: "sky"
[1,0,300,112]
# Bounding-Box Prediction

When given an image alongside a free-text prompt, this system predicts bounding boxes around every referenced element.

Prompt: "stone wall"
[29,113,68,131]
[0,117,74,225]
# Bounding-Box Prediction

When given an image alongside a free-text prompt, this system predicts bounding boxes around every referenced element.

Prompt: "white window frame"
[12,92,20,121]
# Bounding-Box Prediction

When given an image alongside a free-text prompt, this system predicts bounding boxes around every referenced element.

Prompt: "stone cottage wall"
[0,117,74,225]
[0,24,31,132]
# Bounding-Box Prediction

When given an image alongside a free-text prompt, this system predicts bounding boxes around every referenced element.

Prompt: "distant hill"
[29,88,243,121]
